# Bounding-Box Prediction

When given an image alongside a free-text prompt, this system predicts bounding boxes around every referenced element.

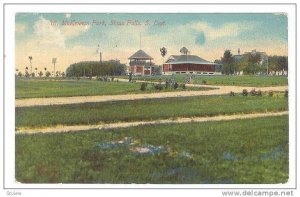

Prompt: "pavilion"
[128,49,153,75]
[163,53,222,75]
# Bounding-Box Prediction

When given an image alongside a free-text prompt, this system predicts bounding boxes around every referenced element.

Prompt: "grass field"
[16,94,288,129]
[15,79,212,99]
[15,115,288,184]
[124,75,288,87]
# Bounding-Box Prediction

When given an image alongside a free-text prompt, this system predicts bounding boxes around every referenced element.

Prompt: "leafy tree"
[66,60,126,77]
[221,50,234,75]
[268,55,287,75]
[160,47,167,58]
[25,71,30,78]
[278,56,288,75]
[45,71,51,77]
[242,53,262,75]
[38,71,43,77]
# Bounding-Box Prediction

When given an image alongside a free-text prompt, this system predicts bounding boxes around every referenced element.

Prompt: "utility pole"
[266,56,269,75]
[52,58,57,77]
[97,44,102,63]
[28,56,33,74]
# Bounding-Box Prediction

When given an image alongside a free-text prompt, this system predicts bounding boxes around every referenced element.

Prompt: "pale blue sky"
[15,13,288,71]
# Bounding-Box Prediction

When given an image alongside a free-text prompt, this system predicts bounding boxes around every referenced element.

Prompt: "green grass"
[15,79,212,98]
[16,94,288,129]
[123,75,288,87]
[15,115,289,184]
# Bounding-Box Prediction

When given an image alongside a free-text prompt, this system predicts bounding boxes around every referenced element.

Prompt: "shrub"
[154,84,164,91]
[229,91,235,96]
[182,84,186,90]
[202,79,207,84]
[174,82,179,89]
[284,90,288,97]
[250,89,256,96]
[140,83,147,91]
[256,90,262,96]
[165,80,170,89]
[242,89,248,96]
[268,91,274,97]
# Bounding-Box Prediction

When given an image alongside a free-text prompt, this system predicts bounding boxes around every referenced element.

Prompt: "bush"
[25,71,30,78]
[284,90,288,97]
[165,80,170,89]
[268,91,274,97]
[256,90,262,96]
[182,84,186,90]
[202,79,207,84]
[250,89,256,96]
[154,84,164,91]
[229,91,235,96]
[140,83,147,91]
[242,89,248,96]
[174,82,179,89]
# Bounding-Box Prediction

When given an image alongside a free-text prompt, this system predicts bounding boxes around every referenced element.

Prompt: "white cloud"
[61,24,90,38]
[33,16,90,49]
[33,16,66,48]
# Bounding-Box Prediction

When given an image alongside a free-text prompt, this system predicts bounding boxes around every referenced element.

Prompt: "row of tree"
[215,50,288,75]
[16,70,66,78]
[65,60,126,77]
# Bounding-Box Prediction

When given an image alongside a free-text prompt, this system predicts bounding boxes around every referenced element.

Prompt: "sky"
[15,13,288,72]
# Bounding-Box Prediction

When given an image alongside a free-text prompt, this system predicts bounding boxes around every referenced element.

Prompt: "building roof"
[165,55,216,65]
[233,55,244,61]
[128,49,153,60]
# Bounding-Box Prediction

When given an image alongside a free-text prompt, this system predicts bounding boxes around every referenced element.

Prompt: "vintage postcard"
[2,2,297,196]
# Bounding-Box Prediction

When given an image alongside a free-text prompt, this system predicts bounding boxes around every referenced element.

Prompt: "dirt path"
[16,111,288,134]
[15,84,287,107]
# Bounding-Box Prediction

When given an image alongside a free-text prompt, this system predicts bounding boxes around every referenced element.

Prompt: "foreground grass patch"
[15,115,289,183]
[16,94,288,129]
[125,75,288,87]
[15,79,212,99]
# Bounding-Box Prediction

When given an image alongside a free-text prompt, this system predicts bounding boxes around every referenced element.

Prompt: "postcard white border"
[3,3,297,190]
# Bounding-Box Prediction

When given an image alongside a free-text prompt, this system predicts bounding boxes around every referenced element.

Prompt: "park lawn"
[15,115,289,184]
[15,79,212,99]
[16,94,288,129]
[123,75,288,87]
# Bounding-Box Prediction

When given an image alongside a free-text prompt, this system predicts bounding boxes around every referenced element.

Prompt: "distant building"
[233,49,268,65]
[163,53,222,75]
[244,49,268,65]
[232,49,269,75]
[128,49,153,75]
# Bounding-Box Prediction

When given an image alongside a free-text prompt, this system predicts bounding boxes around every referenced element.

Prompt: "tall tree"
[221,50,234,75]
[278,56,288,75]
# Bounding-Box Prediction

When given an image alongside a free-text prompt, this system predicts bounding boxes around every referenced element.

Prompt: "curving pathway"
[15,83,288,107]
